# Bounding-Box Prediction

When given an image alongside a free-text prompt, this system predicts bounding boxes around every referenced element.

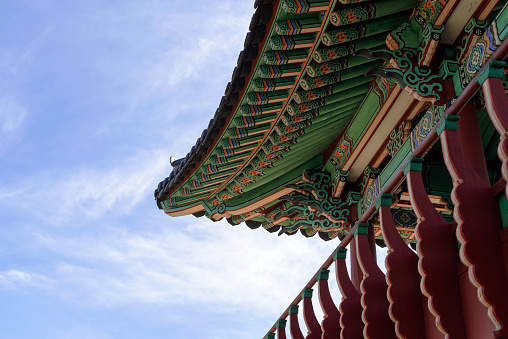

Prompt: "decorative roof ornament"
[170,155,184,168]
[275,170,351,240]
[355,48,446,104]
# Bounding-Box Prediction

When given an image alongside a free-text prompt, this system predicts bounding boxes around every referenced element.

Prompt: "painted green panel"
[378,140,411,188]
[496,1,508,41]
[477,108,497,151]
[348,88,381,143]
[499,194,508,228]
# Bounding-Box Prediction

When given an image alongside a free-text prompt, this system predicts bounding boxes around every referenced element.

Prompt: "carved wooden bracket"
[478,60,508,199]
[355,223,395,337]
[277,170,351,239]
[315,269,341,339]
[439,113,508,337]
[334,248,363,338]
[301,288,321,339]
[405,157,466,337]
[276,319,287,339]
[377,193,425,338]
[356,48,447,104]
[289,305,305,339]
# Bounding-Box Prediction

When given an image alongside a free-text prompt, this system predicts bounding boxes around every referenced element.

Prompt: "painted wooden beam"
[348,90,413,181]
[321,12,408,47]
[312,33,386,63]
[281,0,330,14]
[441,0,498,44]
[246,90,289,104]
[300,63,380,90]
[252,77,297,91]
[269,33,317,50]
[274,16,323,35]
[235,113,278,127]
[263,49,310,65]
[304,57,379,79]
[329,0,415,27]
[258,64,303,78]
[240,102,284,115]
[287,82,370,115]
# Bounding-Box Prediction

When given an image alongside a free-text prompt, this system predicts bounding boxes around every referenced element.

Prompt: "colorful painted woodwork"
[153,0,508,337]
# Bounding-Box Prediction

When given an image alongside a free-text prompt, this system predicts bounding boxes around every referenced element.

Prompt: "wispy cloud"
[142,2,252,91]
[27,218,337,315]
[0,149,169,225]
[0,269,54,290]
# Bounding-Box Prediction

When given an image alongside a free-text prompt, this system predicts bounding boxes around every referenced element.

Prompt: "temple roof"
[154,0,506,240]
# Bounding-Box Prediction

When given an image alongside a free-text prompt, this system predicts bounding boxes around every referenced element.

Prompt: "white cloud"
[0,149,170,225]
[28,218,339,315]
[377,246,389,274]
[140,4,252,92]
[46,150,168,222]
[0,269,54,290]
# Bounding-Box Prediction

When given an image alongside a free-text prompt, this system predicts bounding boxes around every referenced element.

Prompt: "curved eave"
[154,0,444,241]
[155,0,278,207]
[155,0,415,207]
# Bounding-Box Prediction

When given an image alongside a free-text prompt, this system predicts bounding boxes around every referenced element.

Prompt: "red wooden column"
[439,113,508,337]
[301,288,322,339]
[355,222,395,338]
[377,193,425,339]
[405,157,466,338]
[289,305,305,339]
[478,60,508,198]
[276,319,287,339]
[478,60,508,282]
[315,269,340,339]
[349,237,364,293]
[334,248,364,339]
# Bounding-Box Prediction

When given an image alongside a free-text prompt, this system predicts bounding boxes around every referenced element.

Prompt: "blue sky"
[0,1,389,338]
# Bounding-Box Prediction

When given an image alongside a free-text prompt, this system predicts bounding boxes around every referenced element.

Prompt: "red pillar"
[316,269,341,339]
[378,193,426,339]
[406,159,466,338]
[301,288,321,339]
[334,248,364,338]
[289,305,305,339]
[439,113,508,337]
[277,319,287,339]
[355,223,395,338]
